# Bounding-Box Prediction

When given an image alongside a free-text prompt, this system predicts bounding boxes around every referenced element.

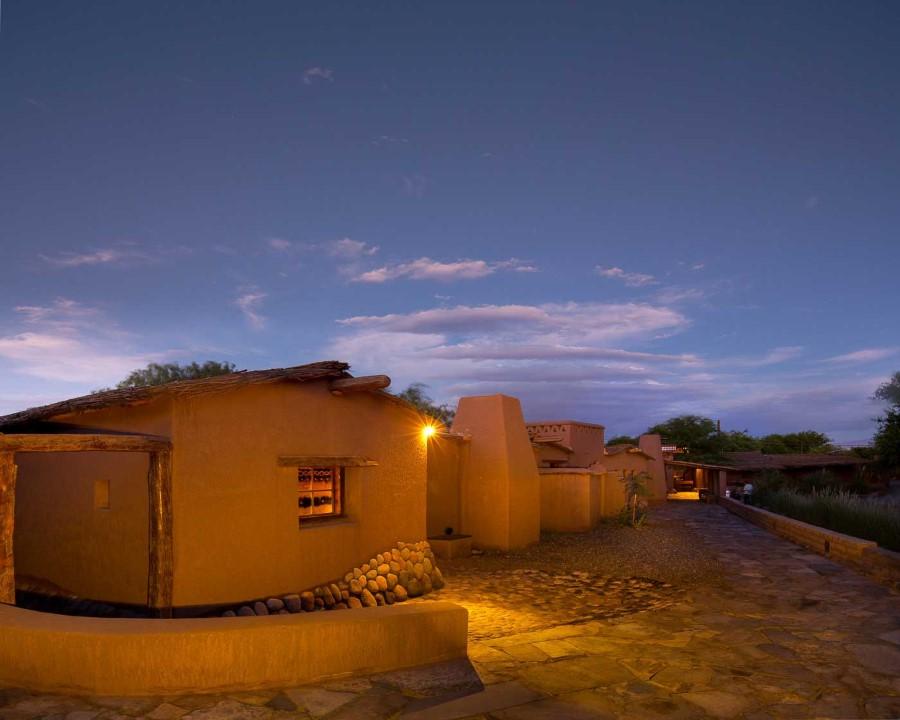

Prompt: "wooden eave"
[277,455,379,467]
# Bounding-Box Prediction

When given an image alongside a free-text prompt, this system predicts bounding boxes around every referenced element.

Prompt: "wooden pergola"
[0,433,173,614]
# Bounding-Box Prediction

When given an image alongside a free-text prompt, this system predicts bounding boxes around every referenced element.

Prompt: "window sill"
[298,516,357,531]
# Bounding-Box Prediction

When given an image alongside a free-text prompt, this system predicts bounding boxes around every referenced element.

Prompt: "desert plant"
[619,471,653,527]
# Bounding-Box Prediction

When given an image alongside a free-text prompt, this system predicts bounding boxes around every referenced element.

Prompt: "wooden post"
[147,450,173,614]
[0,452,17,605]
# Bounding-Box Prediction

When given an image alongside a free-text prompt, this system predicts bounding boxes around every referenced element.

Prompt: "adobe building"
[0,362,430,615]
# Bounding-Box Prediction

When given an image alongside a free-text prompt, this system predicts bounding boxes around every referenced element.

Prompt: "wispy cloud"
[303,67,334,85]
[595,266,658,287]
[328,238,379,259]
[235,288,267,330]
[824,347,898,364]
[717,346,804,368]
[0,299,163,385]
[268,238,292,252]
[40,245,152,268]
[354,257,536,283]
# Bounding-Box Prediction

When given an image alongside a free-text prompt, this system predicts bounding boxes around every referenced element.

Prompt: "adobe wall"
[14,451,149,605]
[11,398,172,606]
[638,434,669,498]
[169,383,427,607]
[540,470,596,532]
[426,435,468,538]
[452,395,540,550]
[0,601,468,695]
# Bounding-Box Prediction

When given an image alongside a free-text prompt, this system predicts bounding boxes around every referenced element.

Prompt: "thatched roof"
[0,360,351,430]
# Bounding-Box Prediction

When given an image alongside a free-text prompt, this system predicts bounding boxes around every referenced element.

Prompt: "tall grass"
[757,488,900,552]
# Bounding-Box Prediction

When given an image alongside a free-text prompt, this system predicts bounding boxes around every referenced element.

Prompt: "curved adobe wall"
[0,601,468,695]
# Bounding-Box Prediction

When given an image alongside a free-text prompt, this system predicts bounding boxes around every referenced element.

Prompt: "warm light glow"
[422,424,437,440]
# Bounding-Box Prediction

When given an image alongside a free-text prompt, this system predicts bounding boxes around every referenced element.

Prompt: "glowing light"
[422,424,437,440]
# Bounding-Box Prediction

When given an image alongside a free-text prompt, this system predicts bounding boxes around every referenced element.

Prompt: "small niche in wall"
[94,478,110,510]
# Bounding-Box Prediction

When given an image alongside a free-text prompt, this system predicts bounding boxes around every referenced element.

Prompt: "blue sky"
[1,1,898,443]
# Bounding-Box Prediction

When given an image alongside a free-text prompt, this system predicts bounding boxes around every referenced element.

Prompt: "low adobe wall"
[720,497,900,587]
[0,601,468,695]
[539,469,625,532]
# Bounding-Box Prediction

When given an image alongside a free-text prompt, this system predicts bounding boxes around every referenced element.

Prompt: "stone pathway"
[2,501,899,719]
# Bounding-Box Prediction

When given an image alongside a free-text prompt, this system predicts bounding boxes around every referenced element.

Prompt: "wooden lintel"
[147,450,174,611]
[0,452,16,605]
[0,433,172,454]
[328,375,391,395]
[278,456,378,468]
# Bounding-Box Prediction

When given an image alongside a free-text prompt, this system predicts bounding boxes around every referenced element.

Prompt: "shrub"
[759,487,900,552]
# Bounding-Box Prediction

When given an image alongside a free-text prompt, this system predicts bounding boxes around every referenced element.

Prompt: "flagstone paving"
[2,501,899,719]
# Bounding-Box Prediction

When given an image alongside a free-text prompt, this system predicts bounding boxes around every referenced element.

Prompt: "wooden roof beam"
[0,433,172,454]
[329,375,391,395]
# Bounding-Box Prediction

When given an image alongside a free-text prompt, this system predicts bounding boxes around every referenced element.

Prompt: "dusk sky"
[1,2,898,443]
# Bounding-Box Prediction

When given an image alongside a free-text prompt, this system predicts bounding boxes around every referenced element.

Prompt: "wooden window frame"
[296,465,345,524]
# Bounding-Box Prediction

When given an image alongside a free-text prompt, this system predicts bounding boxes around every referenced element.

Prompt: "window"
[94,478,110,510]
[297,466,343,520]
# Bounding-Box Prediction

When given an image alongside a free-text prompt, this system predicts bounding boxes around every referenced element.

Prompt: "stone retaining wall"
[223,540,444,617]
[720,497,900,587]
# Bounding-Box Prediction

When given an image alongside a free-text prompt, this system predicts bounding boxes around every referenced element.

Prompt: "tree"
[720,430,760,452]
[115,361,238,389]
[396,383,456,426]
[646,415,722,458]
[874,371,900,407]
[606,435,638,446]
[873,408,900,478]
[759,431,833,455]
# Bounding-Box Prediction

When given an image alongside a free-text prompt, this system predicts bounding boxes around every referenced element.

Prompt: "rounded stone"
[266,597,285,612]
[335,602,348,609]
[421,574,433,594]
[348,596,362,609]
[361,589,377,607]
[367,579,380,594]
[385,591,395,604]
[237,606,254,616]
[300,591,315,611]
[350,578,363,595]
[432,568,445,590]
[401,547,411,560]
[222,610,236,617]
[314,597,325,609]
[387,573,398,590]
[353,567,363,579]
[413,562,425,579]
[330,583,342,601]
[253,601,269,615]
[391,549,402,561]
[376,553,385,564]
[341,590,350,601]
[375,593,385,606]
[344,572,355,584]
[284,594,302,613]
[375,575,388,592]
[393,585,408,602]
[366,569,378,580]
[322,586,335,606]
[389,560,400,573]
[407,578,422,597]
[377,563,390,575]
[423,558,433,574]
[399,570,411,587]
[361,563,370,574]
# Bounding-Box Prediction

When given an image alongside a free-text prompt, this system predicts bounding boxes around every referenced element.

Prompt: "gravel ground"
[440,501,725,586]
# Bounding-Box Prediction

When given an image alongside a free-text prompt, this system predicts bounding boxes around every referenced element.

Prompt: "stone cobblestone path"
[2,501,899,719]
